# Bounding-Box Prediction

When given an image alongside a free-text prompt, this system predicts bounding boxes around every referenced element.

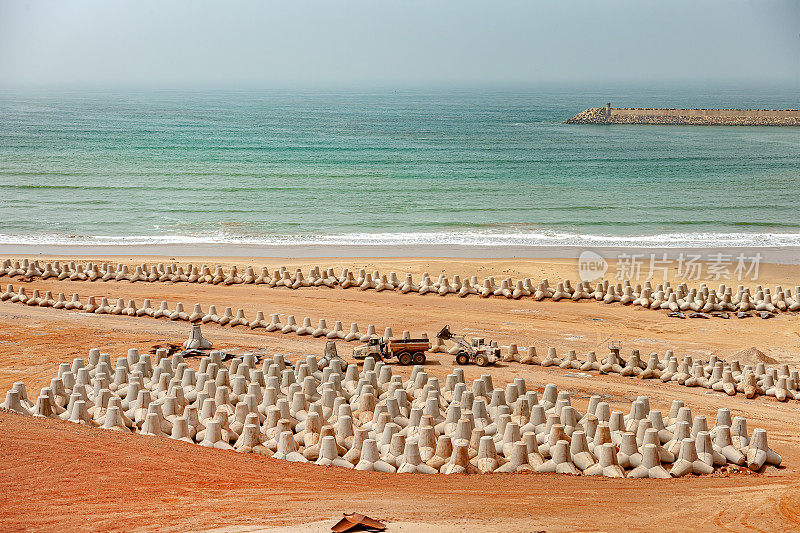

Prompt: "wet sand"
[2,244,799,262]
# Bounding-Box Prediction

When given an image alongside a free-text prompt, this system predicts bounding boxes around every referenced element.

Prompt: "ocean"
[1,86,799,249]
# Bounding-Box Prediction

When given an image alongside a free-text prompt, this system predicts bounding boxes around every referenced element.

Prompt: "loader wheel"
[456,352,470,365]
[413,351,426,365]
[475,354,489,367]
[398,352,413,366]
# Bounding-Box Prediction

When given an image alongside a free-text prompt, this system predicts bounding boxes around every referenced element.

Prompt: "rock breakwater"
[566,106,800,126]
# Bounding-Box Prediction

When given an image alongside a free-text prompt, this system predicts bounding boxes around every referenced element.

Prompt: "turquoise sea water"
[1,86,799,248]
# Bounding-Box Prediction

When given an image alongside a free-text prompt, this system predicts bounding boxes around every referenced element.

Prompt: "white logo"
[578,250,608,282]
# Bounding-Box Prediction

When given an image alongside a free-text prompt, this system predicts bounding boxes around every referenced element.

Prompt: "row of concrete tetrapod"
[503,345,800,402]
[0,283,426,344]
[1,283,798,402]
[4,258,799,314]
[0,347,782,477]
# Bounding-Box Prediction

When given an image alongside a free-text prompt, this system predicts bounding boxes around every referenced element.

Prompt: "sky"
[0,0,798,88]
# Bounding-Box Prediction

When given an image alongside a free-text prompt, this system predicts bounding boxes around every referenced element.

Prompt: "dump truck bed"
[386,339,430,354]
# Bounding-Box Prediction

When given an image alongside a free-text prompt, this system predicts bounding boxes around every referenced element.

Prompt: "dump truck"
[352,336,431,365]
[437,325,499,367]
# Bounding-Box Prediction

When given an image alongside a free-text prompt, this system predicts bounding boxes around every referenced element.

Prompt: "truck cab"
[352,337,383,361]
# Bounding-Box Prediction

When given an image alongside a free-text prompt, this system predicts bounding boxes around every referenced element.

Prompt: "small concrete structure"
[182,324,212,351]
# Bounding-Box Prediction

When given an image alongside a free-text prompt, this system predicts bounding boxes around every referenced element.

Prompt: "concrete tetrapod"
[397,440,438,474]
[355,438,395,473]
[2,346,784,480]
[183,324,212,351]
[1,390,28,415]
[695,430,725,467]
[61,293,77,310]
[315,435,353,468]
[584,443,626,478]
[535,440,580,475]
[670,438,714,477]
[7,275,800,404]
[627,444,671,479]
[426,435,453,471]
[442,443,477,474]
[713,426,745,465]
[746,428,782,471]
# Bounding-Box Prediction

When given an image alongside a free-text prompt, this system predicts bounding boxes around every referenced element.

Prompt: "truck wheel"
[456,352,469,365]
[399,352,413,365]
[476,354,489,367]
[413,351,426,365]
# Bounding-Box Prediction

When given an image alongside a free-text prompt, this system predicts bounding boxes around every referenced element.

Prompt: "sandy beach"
[3,3,799,531]
[1,253,799,532]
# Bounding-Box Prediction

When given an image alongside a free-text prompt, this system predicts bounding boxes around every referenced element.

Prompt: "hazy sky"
[0,0,798,87]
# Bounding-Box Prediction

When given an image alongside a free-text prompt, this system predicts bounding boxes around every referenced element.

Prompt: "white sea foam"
[1,230,799,248]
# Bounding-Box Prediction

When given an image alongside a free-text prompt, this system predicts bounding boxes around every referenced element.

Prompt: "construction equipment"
[436,325,499,367]
[352,336,431,365]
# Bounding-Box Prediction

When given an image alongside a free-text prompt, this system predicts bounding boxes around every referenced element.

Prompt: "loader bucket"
[436,325,452,340]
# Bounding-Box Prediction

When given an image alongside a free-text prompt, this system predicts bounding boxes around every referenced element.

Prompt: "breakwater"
[566,106,800,126]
